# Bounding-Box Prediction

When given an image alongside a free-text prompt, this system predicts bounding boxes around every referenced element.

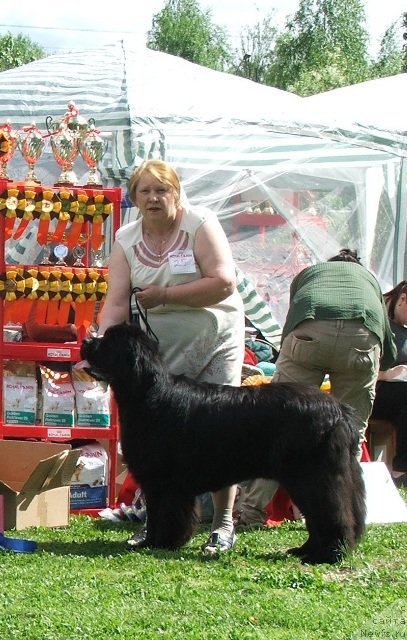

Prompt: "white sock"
[211,508,234,537]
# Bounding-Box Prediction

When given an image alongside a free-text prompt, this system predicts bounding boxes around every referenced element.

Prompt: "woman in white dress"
[98,159,245,554]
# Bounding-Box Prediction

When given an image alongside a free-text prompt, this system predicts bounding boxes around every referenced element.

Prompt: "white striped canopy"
[1,41,406,334]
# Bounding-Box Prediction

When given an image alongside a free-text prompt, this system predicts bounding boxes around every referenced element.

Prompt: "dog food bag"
[72,368,110,427]
[39,365,75,427]
[3,361,37,424]
[70,441,108,487]
[70,441,109,510]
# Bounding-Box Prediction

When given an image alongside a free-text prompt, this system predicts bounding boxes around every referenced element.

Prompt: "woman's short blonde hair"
[128,160,181,207]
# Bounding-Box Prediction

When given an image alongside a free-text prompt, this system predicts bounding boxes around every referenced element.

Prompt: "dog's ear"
[122,322,160,355]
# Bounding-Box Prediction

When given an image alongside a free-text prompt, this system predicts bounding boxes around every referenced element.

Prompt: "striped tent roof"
[1,42,406,332]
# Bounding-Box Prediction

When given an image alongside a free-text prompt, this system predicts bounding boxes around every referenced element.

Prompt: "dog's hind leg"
[143,483,199,550]
[283,467,357,564]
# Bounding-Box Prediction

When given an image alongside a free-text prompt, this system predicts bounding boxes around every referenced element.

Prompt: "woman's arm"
[136,214,237,310]
[97,242,131,334]
[377,364,407,381]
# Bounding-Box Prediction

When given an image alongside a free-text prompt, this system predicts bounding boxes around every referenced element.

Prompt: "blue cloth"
[0,533,37,553]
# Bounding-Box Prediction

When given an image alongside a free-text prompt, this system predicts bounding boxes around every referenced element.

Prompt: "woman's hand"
[136,285,167,309]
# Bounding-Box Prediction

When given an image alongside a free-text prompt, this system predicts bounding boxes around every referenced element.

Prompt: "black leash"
[129,287,160,344]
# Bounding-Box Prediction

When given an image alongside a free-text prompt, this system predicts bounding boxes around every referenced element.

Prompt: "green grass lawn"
[1,490,407,640]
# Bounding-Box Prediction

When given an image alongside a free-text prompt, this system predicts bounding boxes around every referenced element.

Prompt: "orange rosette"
[52,189,78,243]
[57,269,74,325]
[0,186,26,238]
[0,267,26,323]
[83,269,108,328]
[37,189,62,245]
[33,268,52,323]
[71,268,88,328]
[16,268,40,323]
[81,269,98,328]
[67,191,87,248]
[89,193,112,250]
[13,188,42,240]
[45,268,62,325]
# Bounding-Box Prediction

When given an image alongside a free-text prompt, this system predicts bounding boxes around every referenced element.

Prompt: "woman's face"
[394,292,407,327]
[135,171,177,222]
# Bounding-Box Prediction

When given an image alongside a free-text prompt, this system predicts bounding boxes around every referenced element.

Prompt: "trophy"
[72,245,86,266]
[54,244,69,266]
[71,232,88,266]
[46,101,92,186]
[48,123,79,185]
[17,123,45,184]
[40,233,53,265]
[0,121,17,181]
[79,124,108,187]
[91,234,105,267]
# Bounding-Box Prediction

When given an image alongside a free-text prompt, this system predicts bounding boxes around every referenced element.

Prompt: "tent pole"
[393,158,407,284]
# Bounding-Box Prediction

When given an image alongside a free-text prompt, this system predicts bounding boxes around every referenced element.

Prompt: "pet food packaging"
[70,441,109,510]
[72,368,110,427]
[39,365,75,427]
[3,361,37,425]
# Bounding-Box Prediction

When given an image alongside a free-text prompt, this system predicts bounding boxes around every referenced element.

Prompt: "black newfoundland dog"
[81,323,366,564]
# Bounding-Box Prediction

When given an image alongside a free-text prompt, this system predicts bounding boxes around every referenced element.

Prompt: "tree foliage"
[267,0,371,95]
[230,13,278,84]
[148,0,405,95]
[147,0,231,71]
[403,11,407,72]
[374,22,403,78]
[0,32,45,72]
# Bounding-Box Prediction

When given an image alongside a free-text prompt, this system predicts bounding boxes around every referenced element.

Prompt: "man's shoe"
[392,472,407,488]
[202,530,236,555]
[127,527,148,549]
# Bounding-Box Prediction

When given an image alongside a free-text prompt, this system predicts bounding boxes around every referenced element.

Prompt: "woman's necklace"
[143,218,178,263]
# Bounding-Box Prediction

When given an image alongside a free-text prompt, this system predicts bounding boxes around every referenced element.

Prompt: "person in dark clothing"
[370,280,407,486]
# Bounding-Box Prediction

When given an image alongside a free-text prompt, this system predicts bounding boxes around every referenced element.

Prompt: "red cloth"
[116,472,139,506]
[244,346,258,365]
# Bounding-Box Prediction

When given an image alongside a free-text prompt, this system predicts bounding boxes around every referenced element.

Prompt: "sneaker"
[392,472,407,488]
[202,530,236,555]
[126,527,147,549]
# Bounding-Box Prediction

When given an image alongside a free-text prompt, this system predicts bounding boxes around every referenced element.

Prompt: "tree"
[373,22,403,78]
[0,32,45,72]
[147,0,232,71]
[267,0,371,96]
[230,13,278,84]
[402,11,407,72]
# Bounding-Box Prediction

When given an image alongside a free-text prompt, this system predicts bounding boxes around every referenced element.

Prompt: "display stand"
[0,180,122,516]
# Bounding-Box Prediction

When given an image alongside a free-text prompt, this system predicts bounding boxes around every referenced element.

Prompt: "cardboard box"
[0,440,81,531]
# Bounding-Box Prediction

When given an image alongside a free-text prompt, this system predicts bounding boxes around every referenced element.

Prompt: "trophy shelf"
[0,180,122,514]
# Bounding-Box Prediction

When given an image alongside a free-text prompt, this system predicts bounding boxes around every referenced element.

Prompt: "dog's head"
[80,322,160,386]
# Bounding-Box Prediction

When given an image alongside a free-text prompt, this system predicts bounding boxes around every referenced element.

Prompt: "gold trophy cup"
[46,101,92,186]
[79,125,108,187]
[0,122,17,181]
[17,123,46,184]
